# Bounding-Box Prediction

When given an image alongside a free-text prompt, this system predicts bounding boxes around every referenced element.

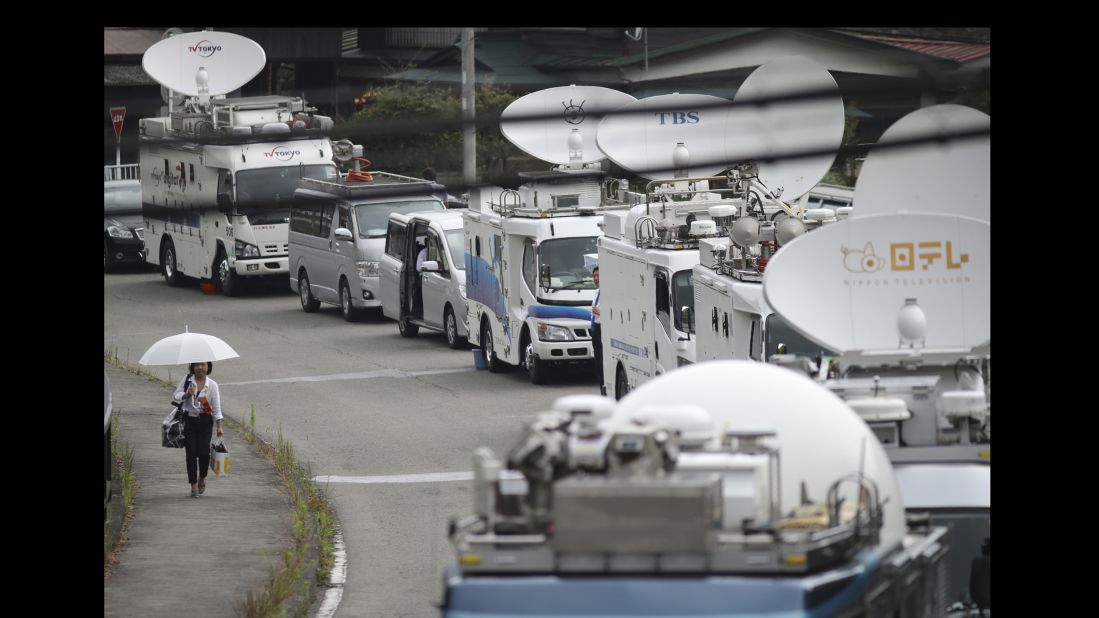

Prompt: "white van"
[289,173,447,320]
[379,211,469,348]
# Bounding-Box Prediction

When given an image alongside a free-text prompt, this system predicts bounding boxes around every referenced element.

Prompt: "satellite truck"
[599,57,847,399]
[464,85,637,383]
[138,29,345,296]
[440,361,949,617]
[762,104,991,616]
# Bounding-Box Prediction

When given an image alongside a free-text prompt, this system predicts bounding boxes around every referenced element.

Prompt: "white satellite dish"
[763,212,990,354]
[143,30,266,97]
[613,360,906,548]
[852,104,989,222]
[500,86,636,165]
[596,93,731,180]
[724,57,845,201]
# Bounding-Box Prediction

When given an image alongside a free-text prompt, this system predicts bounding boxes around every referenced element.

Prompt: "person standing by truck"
[591,265,605,395]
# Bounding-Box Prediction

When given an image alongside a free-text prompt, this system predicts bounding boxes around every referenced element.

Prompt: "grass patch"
[104,350,339,616]
[105,412,138,573]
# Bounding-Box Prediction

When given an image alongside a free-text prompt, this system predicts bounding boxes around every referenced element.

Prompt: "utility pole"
[462,28,477,186]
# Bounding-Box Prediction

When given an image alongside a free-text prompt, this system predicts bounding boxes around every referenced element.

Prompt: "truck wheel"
[298,270,320,312]
[445,307,466,349]
[340,279,360,322]
[398,316,419,337]
[216,249,238,297]
[615,364,630,401]
[161,238,184,287]
[481,321,505,373]
[524,341,546,385]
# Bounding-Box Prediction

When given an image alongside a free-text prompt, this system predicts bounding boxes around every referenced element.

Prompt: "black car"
[104,179,147,271]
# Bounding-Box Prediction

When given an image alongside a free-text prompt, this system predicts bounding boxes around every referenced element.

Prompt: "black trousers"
[183,413,214,484]
[592,322,604,390]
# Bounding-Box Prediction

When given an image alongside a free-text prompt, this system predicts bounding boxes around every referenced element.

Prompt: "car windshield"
[765,313,834,360]
[104,184,141,215]
[355,200,445,239]
[445,229,465,270]
[538,236,598,290]
[236,165,338,224]
[673,270,695,334]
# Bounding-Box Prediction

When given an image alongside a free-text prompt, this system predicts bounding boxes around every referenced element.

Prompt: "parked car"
[104,179,147,271]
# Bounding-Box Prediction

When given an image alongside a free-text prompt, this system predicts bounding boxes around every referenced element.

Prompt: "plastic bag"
[210,437,230,477]
[161,408,186,448]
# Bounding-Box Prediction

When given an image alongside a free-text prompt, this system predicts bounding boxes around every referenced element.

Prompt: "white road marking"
[315,524,346,618]
[315,471,474,485]
[222,367,475,386]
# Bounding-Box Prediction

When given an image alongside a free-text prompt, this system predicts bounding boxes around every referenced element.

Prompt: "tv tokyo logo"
[265,146,300,161]
[188,40,223,58]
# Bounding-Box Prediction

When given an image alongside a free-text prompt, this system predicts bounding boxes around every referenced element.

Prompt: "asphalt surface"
[103,361,294,617]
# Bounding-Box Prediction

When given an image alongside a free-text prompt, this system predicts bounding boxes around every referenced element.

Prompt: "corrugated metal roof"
[844,33,989,63]
[104,28,164,56]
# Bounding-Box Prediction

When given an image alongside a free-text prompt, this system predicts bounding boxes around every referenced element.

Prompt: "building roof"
[842,32,990,63]
[104,28,164,56]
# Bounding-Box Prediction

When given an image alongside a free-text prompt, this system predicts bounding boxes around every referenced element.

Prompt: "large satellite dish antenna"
[852,104,990,222]
[724,57,845,201]
[143,30,266,97]
[596,93,731,180]
[500,85,636,165]
[763,212,990,355]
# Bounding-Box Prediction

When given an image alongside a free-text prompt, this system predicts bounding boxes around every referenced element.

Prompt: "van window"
[337,206,353,234]
[385,221,405,258]
[354,199,444,239]
[426,231,447,276]
[318,204,334,238]
[522,238,537,292]
[445,229,465,270]
[655,269,671,335]
[290,198,335,238]
[475,236,481,257]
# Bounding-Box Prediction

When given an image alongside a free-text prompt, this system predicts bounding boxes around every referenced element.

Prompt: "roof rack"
[299,172,442,198]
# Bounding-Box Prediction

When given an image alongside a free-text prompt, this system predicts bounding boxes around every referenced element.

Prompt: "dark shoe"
[198,480,207,495]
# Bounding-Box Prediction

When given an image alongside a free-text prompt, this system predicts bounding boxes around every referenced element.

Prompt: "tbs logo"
[654,111,700,125]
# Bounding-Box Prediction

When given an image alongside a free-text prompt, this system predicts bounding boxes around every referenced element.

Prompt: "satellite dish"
[143,30,266,97]
[160,84,186,107]
[500,85,636,165]
[852,104,989,222]
[774,215,806,245]
[763,212,990,355]
[161,27,185,40]
[724,57,845,201]
[613,360,907,548]
[332,139,356,163]
[596,93,731,180]
[730,216,761,247]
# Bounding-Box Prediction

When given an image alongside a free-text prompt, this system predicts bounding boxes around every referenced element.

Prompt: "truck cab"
[379,210,469,347]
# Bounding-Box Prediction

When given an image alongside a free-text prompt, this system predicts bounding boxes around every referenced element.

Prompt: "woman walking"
[173,360,224,497]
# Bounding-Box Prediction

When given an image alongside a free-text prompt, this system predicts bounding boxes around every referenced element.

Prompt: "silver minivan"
[289,173,447,320]
[379,211,469,348]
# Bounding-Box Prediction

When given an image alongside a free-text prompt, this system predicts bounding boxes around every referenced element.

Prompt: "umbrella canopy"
[138,327,240,366]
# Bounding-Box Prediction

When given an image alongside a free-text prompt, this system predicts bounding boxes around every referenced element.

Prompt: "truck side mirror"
[540,264,551,290]
[421,260,440,273]
[334,227,353,242]
[216,192,234,215]
[680,306,693,340]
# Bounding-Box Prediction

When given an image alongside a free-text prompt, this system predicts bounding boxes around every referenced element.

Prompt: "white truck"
[138,30,340,295]
[464,170,631,383]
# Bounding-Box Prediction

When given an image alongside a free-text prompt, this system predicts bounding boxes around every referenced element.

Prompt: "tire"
[161,238,184,287]
[445,307,465,349]
[398,316,419,337]
[615,364,630,401]
[339,279,360,322]
[481,320,505,373]
[298,270,320,312]
[524,340,546,385]
[216,249,238,297]
[104,238,114,273]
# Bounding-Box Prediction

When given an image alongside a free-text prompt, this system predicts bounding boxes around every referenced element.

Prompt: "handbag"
[161,374,192,449]
[210,437,230,476]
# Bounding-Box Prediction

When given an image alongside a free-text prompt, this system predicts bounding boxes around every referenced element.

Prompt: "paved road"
[105,271,597,616]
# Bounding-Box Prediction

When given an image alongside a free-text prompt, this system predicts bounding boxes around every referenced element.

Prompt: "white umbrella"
[138,326,240,366]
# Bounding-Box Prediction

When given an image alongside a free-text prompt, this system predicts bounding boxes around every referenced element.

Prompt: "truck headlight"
[107,225,133,239]
[357,261,380,277]
[537,322,575,341]
[235,239,260,258]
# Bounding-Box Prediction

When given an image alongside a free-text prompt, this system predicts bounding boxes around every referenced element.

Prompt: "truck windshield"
[538,236,598,290]
[765,313,833,360]
[673,270,695,334]
[445,229,465,270]
[355,200,445,239]
[236,165,338,225]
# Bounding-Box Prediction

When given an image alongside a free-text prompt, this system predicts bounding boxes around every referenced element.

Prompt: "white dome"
[613,360,906,546]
